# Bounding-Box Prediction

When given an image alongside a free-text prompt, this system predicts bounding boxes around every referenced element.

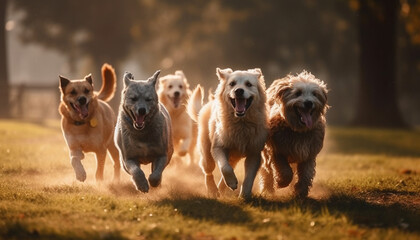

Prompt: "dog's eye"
[70,90,77,95]
[84,88,90,94]
[295,90,302,97]
[130,97,138,101]
[229,81,236,87]
[246,81,252,87]
[168,85,173,89]
[145,98,152,102]
[179,85,183,89]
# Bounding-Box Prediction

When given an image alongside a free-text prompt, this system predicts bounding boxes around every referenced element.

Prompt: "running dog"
[115,70,173,193]
[188,68,268,198]
[158,70,197,166]
[59,63,120,182]
[260,71,329,198]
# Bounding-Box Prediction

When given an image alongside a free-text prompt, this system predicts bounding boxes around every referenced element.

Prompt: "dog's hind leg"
[294,158,316,198]
[149,155,169,188]
[70,150,86,182]
[200,152,219,198]
[259,164,275,195]
[94,151,106,181]
[107,144,121,182]
[240,152,262,199]
[125,159,149,193]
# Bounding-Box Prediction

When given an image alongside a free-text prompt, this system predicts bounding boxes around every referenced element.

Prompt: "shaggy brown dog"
[260,71,328,198]
[188,68,268,198]
[158,71,197,166]
[59,64,120,182]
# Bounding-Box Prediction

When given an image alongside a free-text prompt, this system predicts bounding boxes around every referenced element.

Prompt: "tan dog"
[59,64,120,182]
[260,71,329,198]
[158,71,197,165]
[188,68,268,198]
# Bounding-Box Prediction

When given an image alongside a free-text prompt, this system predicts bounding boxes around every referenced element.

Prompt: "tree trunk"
[353,0,407,128]
[0,0,10,118]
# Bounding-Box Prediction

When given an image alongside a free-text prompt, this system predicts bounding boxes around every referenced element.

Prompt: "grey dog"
[115,70,173,193]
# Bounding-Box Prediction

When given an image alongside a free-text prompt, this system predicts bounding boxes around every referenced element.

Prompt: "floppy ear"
[123,71,134,88]
[267,78,291,105]
[216,68,233,81]
[84,74,93,85]
[148,70,161,87]
[59,76,70,93]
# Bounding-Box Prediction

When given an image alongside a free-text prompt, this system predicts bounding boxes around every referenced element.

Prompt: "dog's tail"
[187,85,204,122]
[97,63,117,102]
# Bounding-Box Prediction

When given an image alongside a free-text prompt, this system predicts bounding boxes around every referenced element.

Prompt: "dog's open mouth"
[169,95,181,108]
[230,97,253,117]
[132,112,146,130]
[295,107,314,128]
[71,102,89,119]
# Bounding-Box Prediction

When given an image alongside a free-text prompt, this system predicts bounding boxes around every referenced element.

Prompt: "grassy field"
[0,120,419,240]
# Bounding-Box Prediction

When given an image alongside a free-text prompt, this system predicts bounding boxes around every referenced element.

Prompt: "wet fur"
[115,70,173,193]
[59,63,120,182]
[158,71,198,166]
[188,68,268,198]
[260,71,329,198]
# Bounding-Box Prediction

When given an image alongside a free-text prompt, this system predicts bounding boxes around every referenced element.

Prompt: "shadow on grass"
[1,221,128,240]
[246,192,420,233]
[156,196,251,225]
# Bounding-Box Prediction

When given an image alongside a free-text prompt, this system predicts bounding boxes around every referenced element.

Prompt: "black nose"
[78,96,87,105]
[304,101,313,109]
[174,91,180,97]
[138,108,146,116]
[235,88,244,97]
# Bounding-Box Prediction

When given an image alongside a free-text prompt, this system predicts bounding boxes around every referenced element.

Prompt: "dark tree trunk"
[353,0,407,127]
[0,0,10,118]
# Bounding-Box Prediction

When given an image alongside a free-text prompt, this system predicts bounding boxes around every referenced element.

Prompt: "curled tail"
[187,85,204,122]
[97,63,117,102]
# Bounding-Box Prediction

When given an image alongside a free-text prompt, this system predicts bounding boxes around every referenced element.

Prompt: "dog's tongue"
[235,98,246,113]
[75,104,89,119]
[299,110,313,128]
[135,114,145,126]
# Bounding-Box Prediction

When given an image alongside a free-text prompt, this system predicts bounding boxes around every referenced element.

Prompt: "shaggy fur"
[188,68,268,198]
[115,70,173,193]
[260,71,329,198]
[158,71,197,165]
[59,63,120,182]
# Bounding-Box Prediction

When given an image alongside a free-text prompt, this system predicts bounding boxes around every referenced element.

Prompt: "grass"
[0,120,419,240]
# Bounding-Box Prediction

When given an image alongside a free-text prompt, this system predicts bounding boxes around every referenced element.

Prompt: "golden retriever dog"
[188,68,268,198]
[158,70,197,165]
[260,71,329,198]
[59,64,120,182]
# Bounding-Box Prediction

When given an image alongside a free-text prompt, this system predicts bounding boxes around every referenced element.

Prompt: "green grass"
[0,120,419,239]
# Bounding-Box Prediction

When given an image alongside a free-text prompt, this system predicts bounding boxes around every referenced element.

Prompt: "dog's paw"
[72,161,87,182]
[293,182,310,198]
[275,168,293,188]
[221,165,238,190]
[132,174,149,193]
[148,172,162,188]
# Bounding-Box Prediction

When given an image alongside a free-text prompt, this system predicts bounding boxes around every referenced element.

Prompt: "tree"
[0,0,10,118]
[353,0,407,127]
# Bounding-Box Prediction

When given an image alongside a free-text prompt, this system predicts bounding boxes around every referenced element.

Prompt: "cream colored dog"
[158,71,197,165]
[188,68,268,198]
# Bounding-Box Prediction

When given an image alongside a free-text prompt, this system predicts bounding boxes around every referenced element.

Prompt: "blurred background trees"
[1,0,420,127]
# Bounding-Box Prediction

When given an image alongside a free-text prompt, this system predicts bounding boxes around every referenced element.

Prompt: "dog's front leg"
[178,137,191,157]
[294,158,316,198]
[70,150,86,182]
[212,146,238,190]
[124,159,149,193]
[149,155,168,188]
[240,152,262,199]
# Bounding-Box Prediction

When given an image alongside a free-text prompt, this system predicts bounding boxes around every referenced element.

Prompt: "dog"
[157,70,197,165]
[188,68,268,198]
[115,70,173,193]
[260,71,329,198]
[59,63,120,182]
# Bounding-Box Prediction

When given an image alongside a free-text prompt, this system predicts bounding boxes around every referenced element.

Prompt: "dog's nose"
[304,101,313,109]
[174,91,180,97]
[235,88,244,97]
[138,108,146,116]
[78,96,87,105]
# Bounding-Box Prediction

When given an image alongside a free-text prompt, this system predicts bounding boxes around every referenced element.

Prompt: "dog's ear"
[148,70,161,87]
[216,68,233,81]
[123,71,134,88]
[59,76,70,92]
[267,79,291,105]
[248,68,262,79]
[175,70,185,79]
[85,74,93,85]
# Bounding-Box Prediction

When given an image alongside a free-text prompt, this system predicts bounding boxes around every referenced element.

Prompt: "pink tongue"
[235,98,246,112]
[300,111,313,128]
[135,114,145,125]
[75,104,89,119]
